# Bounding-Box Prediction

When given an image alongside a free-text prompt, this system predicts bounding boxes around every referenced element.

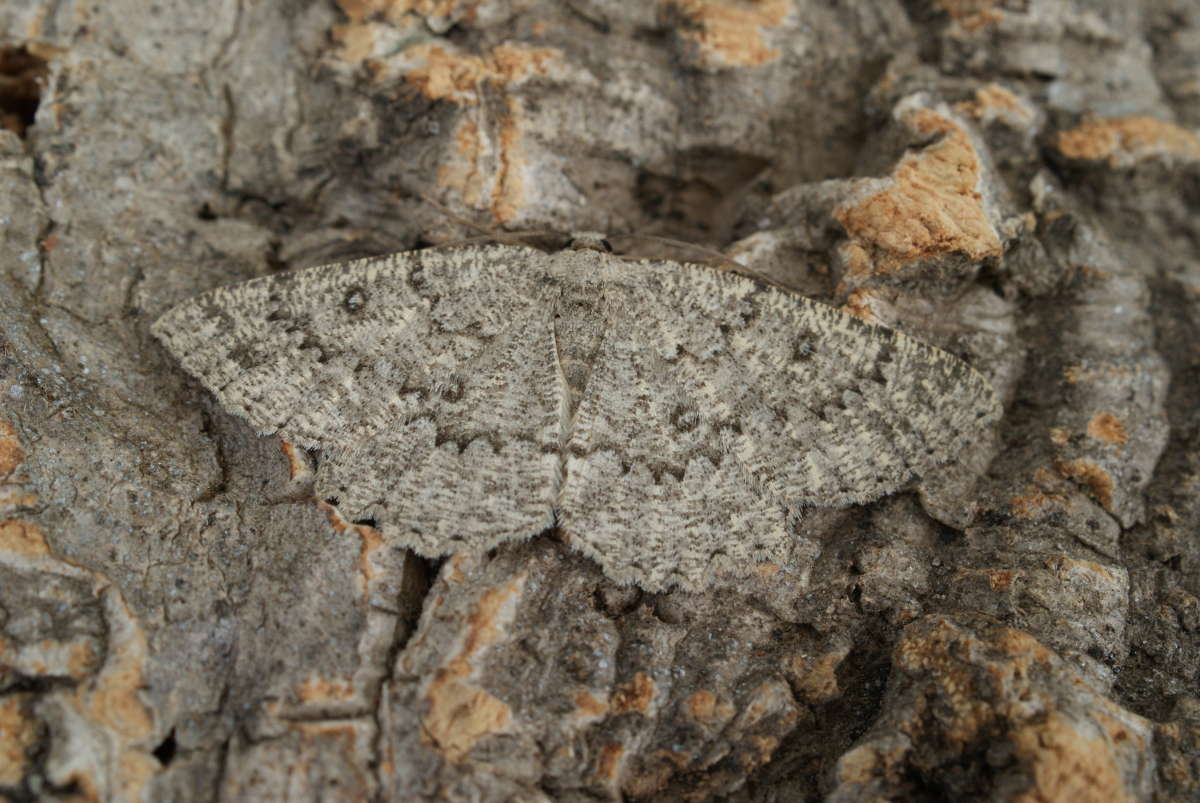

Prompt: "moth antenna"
[612,233,795,294]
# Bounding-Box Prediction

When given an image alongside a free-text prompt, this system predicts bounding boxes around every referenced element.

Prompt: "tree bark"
[1,1,1198,800]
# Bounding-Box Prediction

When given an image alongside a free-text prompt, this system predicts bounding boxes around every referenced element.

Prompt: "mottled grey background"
[0,1,1197,801]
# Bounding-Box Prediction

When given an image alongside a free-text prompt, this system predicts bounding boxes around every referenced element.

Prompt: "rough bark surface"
[0,1,1197,801]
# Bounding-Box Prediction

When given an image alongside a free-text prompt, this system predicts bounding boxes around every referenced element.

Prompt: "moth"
[152,236,999,590]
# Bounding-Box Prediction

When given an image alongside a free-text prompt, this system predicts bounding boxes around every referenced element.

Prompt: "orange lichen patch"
[1057,459,1115,512]
[685,689,735,724]
[0,525,157,798]
[293,722,364,749]
[742,734,781,768]
[439,117,485,208]
[574,690,608,718]
[423,676,511,762]
[841,289,879,322]
[336,0,471,22]
[894,619,992,746]
[665,0,790,68]
[993,628,1053,664]
[624,744,691,796]
[0,421,24,478]
[610,672,656,715]
[335,0,377,21]
[279,441,310,480]
[316,500,386,591]
[686,689,718,720]
[1056,116,1200,168]
[984,569,1017,592]
[0,519,50,557]
[445,552,469,583]
[356,525,384,585]
[1031,466,1060,485]
[1087,413,1127,446]
[5,637,100,682]
[397,42,561,103]
[0,489,38,513]
[46,589,159,799]
[83,592,154,741]
[66,639,99,680]
[423,575,524,761]
[956,84,1036,129]
[1010,713,1131,803]
[835,109,1002,274]
[1009,491,1066,519]
[595,742,625,781]
[491,96,525,223]
[0,695,37,786]
[436,95,528,224]
[838,242,874,282]
[856,619,1150,800]
[297,675,356,703]
[452,576,523,664]
[786,650,845,704]
[836,744,883,785]
[754,562,780,579]
[330,19,379,63]
[1049,427,1071,446]
[935,0,1002,31]
[0,491,38,510]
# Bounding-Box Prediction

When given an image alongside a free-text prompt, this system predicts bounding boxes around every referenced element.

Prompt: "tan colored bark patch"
[1009,491,1067,519]
[0,695,37,786]
[398,45,555,222]
[398,42,561,103]
[836,109,1002,274]
[685,689,735,724]
[956,83,1036,129]
[1049,427,1071,446]
[0,421,24,479]
[595,742,625,781]
[318,498,387,591]
[1057,459,1115,512]
[935,0,1002,31]
[894,618,993,746]
[423,575,523,761]
[841,289,879,322]
[423,681,511,762]
[1087,413,1128,445]
[753,562,780,579]
[786,649,845,704]
[336,0,476,24]
[1057,116,1200,167]
[0,519,50,557]
[574,690,608,718]
[490,96,525,223]
[610,672,656,714]
[1011,712,1132,803]
[297,676,356,703]
[665,0,791,67]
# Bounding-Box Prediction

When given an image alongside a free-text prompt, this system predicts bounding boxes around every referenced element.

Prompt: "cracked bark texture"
[0,1,1197,801]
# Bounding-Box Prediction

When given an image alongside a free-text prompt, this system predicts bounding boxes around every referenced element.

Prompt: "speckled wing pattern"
[152,245,564,555]
[153,242,1000,591]
[557,256,998,588]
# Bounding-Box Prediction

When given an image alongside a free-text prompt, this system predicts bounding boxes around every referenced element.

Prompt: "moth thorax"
[554,294,607,417]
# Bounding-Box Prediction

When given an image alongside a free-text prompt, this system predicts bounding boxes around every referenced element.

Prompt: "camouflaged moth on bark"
[152,237,1000,590]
